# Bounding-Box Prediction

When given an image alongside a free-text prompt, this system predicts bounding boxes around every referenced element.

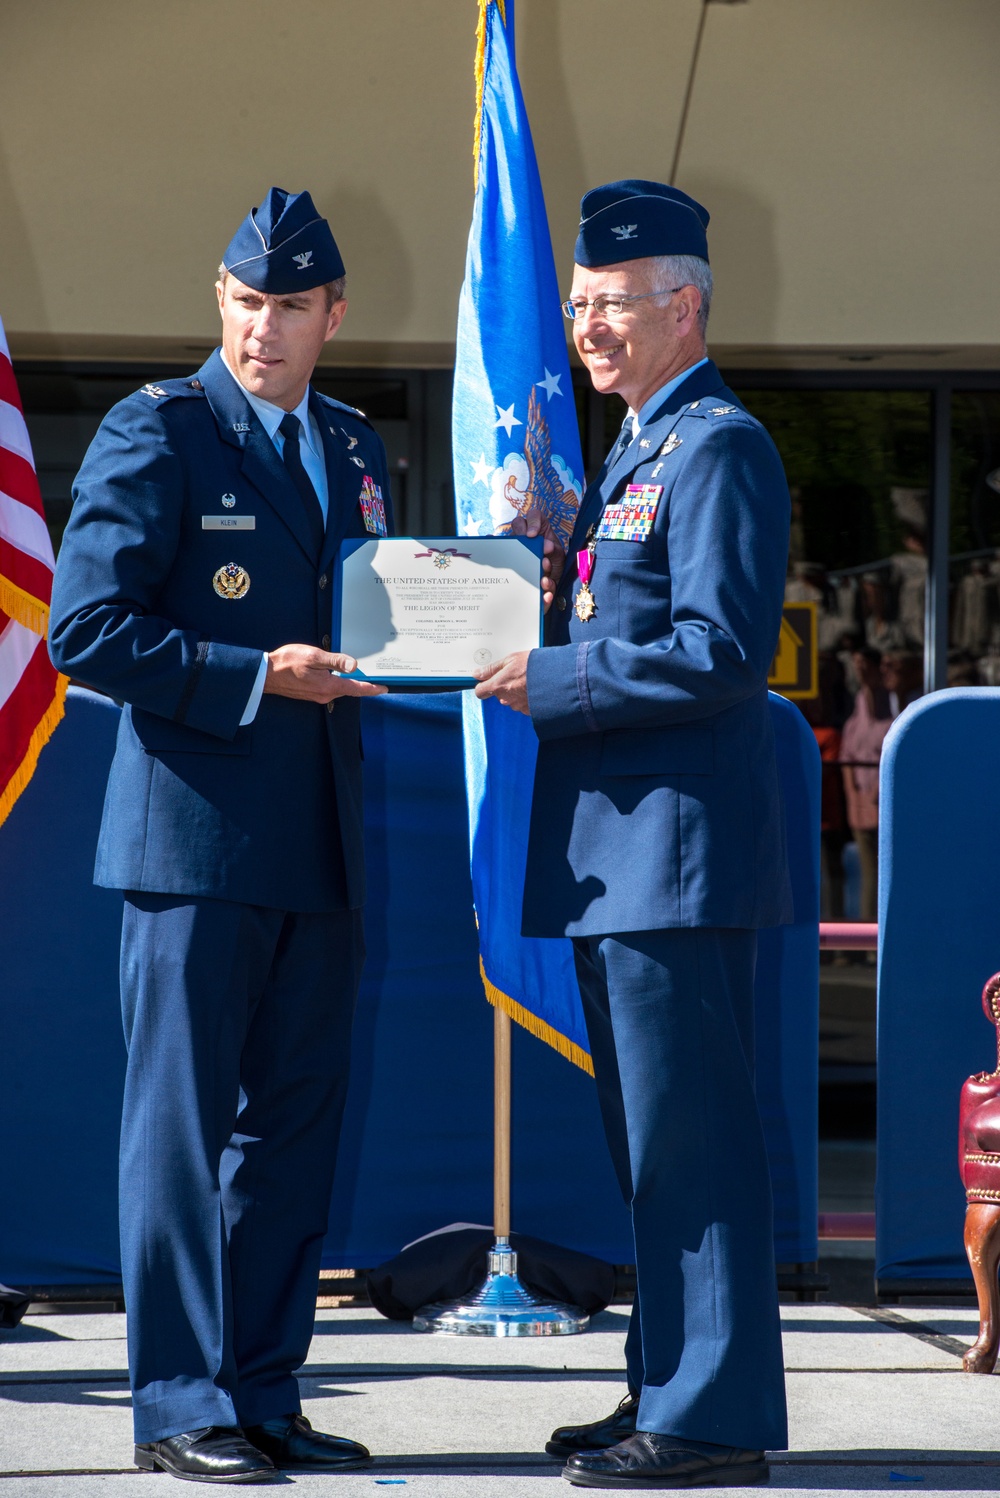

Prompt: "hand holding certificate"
[333,536,544,686]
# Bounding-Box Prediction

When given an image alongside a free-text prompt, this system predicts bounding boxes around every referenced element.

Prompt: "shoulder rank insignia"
[708,405,738,415]
[212,562,250,600]
[141,383,168,399]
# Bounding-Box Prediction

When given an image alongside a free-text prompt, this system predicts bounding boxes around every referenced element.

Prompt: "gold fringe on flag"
[0,574,51,638]
[473,0,506,191]
[471,0,585,1078]
[0,669,68,828]
[479,956,595,1076]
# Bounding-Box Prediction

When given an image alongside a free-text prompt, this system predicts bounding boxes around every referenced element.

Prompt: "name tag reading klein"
[202,516,256,530]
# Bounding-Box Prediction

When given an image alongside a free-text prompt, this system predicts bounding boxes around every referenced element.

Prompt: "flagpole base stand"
[412,1238,589,1337]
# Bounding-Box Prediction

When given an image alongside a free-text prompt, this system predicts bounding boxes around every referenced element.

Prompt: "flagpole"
[411,0,588,1336]
[494,1004,511,1240]
[412,989,588,1336]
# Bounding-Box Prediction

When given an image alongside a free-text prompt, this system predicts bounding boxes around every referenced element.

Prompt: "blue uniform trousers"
[572,928,787,1452]
[119,892,364,1444]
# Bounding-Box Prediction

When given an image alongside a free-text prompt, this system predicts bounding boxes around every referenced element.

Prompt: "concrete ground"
[2,1300,998,1497]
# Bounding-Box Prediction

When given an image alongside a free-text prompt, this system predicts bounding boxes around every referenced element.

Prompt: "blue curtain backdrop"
[757,694,820,1265]
[0,687,819,1282]
[877,689,1000,1284]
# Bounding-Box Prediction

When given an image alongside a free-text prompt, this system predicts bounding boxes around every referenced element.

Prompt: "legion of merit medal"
[575,526,598,622]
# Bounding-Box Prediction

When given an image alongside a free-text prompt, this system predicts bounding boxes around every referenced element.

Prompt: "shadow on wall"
[0,127,46,331]
[519,0,588,285]
[327,183,415,337]
[675,175,779,347]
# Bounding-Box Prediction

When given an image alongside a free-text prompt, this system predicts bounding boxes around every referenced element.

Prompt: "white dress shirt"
[218,355,330,725]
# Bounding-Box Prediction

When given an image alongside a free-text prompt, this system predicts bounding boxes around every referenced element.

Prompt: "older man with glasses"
[476,180,792,1489]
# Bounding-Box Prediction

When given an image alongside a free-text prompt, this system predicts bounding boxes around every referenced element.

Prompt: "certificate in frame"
[332,535,544,686]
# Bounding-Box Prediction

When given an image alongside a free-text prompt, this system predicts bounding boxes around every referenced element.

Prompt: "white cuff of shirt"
[239,653,269,726]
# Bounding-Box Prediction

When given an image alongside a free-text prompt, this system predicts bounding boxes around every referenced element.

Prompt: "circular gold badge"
[213,562,250,600]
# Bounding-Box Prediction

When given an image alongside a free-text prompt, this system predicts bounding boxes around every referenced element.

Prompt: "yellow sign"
[768,601,818,699]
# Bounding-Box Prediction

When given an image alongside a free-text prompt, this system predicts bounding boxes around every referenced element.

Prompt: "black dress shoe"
[134,1427,274,1483]
[242,1413,371,1471]
[563,1431,768,1488]
[546,1393,640,1458]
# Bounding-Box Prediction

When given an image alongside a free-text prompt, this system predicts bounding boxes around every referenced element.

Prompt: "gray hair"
[216,265,346,311]
[646,254,712,333]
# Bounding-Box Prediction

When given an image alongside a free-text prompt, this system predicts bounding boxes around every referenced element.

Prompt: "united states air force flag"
[454,0,591,1072]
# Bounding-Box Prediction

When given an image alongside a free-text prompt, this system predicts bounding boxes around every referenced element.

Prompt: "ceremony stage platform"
[2,1298,999,1497]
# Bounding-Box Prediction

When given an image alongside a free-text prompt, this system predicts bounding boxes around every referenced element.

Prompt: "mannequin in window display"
[888,527,927,651]
[861,571,906,655]
[840,648,893,927]
[797,654,851,925]
[785,561,857,655]
[880,651,922,718]
[952,558,1000,661]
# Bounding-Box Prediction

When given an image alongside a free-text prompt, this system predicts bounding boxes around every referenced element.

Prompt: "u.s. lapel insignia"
[659,432,682,456]
[221,494,236,508]
[232,421,251,433]
[639,438,651,448]
[213,562,250,599]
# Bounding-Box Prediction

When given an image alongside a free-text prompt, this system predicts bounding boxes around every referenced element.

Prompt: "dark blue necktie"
[279,413,324,557]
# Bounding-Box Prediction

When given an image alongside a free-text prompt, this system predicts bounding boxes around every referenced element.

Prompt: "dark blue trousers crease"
[119,892,364,1445]
[572,927,787,1452]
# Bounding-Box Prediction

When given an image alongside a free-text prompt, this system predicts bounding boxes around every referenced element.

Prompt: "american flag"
[0,315,66,825]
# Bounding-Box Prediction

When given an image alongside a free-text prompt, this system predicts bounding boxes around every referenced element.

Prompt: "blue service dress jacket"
[523,359,792,938]
[48,349,394,912]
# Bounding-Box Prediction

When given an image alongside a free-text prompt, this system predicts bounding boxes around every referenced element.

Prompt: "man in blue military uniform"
[49,188,392,1483]
[476,181,791,1488]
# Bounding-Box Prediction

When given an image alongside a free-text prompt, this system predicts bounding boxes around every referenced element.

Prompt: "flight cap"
[222,187,345,293]
[575,179,710,267]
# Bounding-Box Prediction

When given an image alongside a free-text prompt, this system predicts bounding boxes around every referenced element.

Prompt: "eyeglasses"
[561,287,684,321]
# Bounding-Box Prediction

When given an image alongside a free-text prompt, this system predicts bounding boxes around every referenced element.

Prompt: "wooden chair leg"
[963,1202,1000,1372]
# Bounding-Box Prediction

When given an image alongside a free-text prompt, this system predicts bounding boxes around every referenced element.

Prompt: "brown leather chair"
[959,972,1000,1372]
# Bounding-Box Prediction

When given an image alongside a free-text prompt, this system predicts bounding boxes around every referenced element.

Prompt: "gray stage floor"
[2,1301,998,1497]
